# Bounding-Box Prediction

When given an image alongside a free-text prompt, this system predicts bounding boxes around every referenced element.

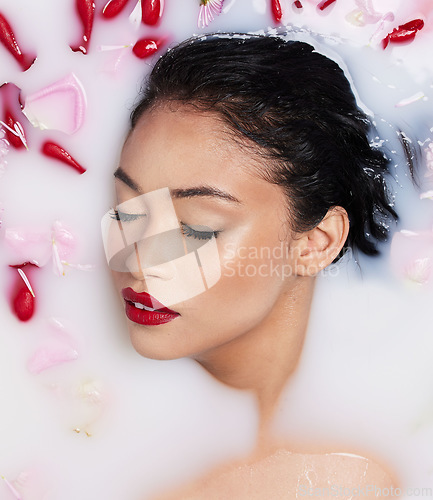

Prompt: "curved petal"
[27,346,79,374]
[22,74,87,135]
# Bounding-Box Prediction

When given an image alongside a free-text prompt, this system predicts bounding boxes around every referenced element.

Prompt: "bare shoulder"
[153,448,397,500]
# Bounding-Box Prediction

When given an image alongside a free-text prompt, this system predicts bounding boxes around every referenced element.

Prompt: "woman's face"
[109,104,306,361]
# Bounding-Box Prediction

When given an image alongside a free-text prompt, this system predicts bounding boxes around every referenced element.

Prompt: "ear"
[290,207,350,277]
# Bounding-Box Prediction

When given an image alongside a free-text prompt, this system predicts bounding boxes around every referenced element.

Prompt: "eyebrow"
[170,186,241,204]
[114,167,142,193]
[114,166,240,204]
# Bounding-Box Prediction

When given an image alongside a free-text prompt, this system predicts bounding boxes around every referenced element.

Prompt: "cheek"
[190,237,293,326]
[110,270,127,299]
[218,223,293,290]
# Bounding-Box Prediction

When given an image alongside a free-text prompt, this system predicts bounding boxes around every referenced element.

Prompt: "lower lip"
[124,300,180,326]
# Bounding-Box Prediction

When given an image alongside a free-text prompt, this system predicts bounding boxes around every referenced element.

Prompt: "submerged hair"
[131,34,398,257]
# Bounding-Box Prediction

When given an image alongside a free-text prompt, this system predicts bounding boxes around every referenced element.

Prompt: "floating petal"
[41,141,86,174]
[142,0,163,26]
[1,475,22,500]
[9,263,38,322]
[70,0,96,54]
[5,227,52,266]
[0,12,36,71]
[198,0,224,29]
[346,0,386,26]
[317,0,337,11]
[369,12,396,46]
[395,91,425,108]
[52,220,76,259]
[102,0,130,18]
[23,74,87,135]
[27,346,79,374]
[132,38,161,59]
[52,239,64,276]
[382,19,424,49]
[271,0,283,23]
[390,230,433,286]
[420,190,433,200]
[0,83,28,149]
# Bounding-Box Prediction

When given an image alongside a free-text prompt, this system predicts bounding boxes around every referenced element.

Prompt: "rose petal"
[22,74,87,135]
[395,91,425,107]
[52,240,64,277]
[0,83,28,149]
[5,227,52,267]
[390,230,433,285]
[52,221,76,259]
[1,476,22,500]
[420,190,433,200]
[27,346,79,374]
[369,12,396,46]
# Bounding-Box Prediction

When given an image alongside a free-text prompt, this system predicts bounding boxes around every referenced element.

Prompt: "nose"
[125,238,178,281]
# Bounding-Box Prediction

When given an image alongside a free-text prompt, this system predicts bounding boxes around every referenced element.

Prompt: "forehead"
[118,105,287,212]
[121,106,258,187]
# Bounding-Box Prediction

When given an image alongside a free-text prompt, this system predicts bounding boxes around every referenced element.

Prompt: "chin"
[127,324,189,361]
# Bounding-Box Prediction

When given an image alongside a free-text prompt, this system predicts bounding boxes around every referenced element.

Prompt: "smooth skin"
[111,103,396,497]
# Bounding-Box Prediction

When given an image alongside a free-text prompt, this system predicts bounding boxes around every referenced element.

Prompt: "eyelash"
[180,222,220,240]
[109,209,147,222]
[109,210,220,240]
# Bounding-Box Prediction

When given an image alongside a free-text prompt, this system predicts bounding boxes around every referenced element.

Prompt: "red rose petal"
[142,0,163,26]
[0,12,36,71]
[271,0,283,23]
[41,141,86,174]
[102,0,130,18]
[70,0,95,55]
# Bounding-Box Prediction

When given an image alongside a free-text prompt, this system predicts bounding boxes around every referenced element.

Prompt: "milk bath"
[0,0,432,498]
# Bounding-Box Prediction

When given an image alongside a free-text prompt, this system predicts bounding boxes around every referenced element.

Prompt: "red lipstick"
[121,287,179,326]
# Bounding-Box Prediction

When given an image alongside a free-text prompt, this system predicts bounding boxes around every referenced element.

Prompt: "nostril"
[141,260,177,281]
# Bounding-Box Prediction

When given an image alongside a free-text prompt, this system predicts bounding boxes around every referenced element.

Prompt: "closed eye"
[180,222,220,240]
[109,209,147,222]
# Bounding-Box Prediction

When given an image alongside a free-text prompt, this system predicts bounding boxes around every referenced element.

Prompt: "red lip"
[121,287,180,326]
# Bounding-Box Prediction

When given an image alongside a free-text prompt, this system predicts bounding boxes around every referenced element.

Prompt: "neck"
[194,276,315,432]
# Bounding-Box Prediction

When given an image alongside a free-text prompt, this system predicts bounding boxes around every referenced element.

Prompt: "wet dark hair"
[131,34,398,257]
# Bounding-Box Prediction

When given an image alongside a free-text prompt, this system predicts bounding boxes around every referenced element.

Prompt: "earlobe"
[292,206,350,277]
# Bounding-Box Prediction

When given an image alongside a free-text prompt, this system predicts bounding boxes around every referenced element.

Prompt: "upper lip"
[121,287,177,313]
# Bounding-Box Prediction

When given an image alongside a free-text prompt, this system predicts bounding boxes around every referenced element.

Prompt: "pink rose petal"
[346,0,392,26]
[390,230,433,285]
[22,74,87,135]
[420,190,433,200]
[369,12,396,46]
[395,91,425,107]
[5,227,52,267]
[27,346,79,374]
[5,221,93,276]
[5,468,49,500]
[1,476,22,500]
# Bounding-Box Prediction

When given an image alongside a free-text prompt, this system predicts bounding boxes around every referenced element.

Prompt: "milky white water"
[0,0,432,499]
